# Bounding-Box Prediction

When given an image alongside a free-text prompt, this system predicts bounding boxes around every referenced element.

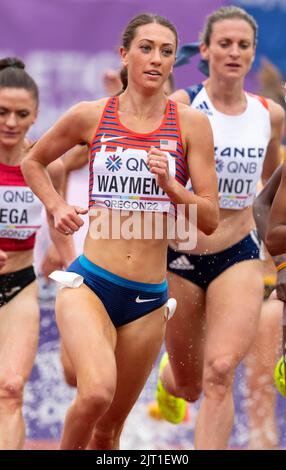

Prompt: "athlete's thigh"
[55,284,117,388]
[0,281,39,380]
[95,305,166,430]
[166,271,206,382]
[205,260,264,362]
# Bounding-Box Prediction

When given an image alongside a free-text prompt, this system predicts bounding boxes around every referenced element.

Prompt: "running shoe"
[274,355,286,397]
[155,352,187,424]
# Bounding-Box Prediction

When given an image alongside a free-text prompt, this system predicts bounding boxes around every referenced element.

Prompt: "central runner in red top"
[22,13,219,450]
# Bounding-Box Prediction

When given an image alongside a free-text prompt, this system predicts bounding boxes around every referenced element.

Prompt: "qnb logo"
[216,159,224,173]
[105,155,122,172]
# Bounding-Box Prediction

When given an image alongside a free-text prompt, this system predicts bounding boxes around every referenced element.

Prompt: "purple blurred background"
[0,0,285,448]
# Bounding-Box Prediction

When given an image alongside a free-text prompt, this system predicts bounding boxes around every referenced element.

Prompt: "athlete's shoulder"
[266,98,285,121]
[177,103,210,143]
[169,89,190,105]
[170,83,204,106]
[62,98,110,138]
[246,93,285,130]
[247,91,269,110]
[69,97,110,118]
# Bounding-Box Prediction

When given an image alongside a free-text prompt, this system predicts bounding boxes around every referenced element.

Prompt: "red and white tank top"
[89,97,188,215]
[0,162,42,251]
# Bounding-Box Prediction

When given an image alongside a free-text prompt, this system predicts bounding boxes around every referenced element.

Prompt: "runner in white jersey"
[155,6,285,449]
[21,14,219,450]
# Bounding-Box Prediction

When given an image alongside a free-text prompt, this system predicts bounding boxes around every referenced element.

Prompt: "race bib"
[90,148,176,212]
[0,186,42,239]
[215,146,265,209]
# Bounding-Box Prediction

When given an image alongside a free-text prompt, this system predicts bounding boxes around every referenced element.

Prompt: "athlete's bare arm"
[21,100,107,234]
[45,159,77,267]
[266,158,286,255]
[253,164,283,241]
[164,105,219,235]
[21,100,105,210]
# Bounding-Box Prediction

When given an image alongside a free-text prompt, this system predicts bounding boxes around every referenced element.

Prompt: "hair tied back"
[0,57,25,72]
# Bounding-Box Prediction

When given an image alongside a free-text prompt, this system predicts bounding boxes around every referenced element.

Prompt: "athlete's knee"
[203,355,236,399]
[0,373,25,410]
[77,383,115,418]
[176,379,202,402]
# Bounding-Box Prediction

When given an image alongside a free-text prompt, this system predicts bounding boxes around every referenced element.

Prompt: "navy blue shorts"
[167,231,262,291]
[67,255,168,327]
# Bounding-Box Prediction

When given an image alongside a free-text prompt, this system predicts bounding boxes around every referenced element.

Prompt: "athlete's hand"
[0,249,7,271]
[147,147,173,192]
[51,202,88,235]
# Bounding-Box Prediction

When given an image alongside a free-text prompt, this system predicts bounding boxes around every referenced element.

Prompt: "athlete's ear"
[200,43,209,61]
[120,47,128,67]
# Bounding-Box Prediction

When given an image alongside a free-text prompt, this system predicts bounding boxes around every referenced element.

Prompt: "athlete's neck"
[0,142,24,166]
[118,89,168,121]
[204,77,247,115]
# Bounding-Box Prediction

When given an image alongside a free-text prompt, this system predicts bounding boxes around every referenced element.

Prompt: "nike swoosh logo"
[101,134,128,143]
[135,296,160,303]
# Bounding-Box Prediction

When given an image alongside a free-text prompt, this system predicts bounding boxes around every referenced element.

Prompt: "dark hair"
[0,57,39,104]
[200,6,258,47]
[120,67,128,93]
[120,13,178,91]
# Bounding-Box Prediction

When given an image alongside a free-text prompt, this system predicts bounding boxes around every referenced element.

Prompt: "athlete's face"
[0,87,37,148]
[200,19,256,81]
[121,23,176,92]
